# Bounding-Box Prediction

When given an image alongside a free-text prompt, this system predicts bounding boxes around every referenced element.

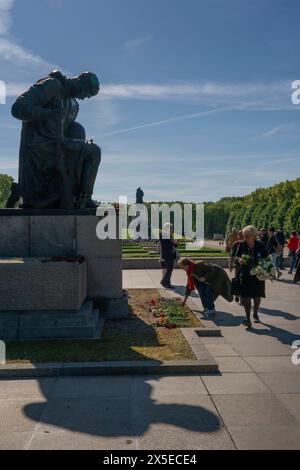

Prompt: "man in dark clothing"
[159,223,177,289]
[276,228,286,269]
[259,228,269,249]
[267,227,283,279]
[11,70,101,209]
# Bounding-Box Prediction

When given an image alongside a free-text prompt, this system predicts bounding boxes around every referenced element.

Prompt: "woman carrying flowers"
[235,225,268,328]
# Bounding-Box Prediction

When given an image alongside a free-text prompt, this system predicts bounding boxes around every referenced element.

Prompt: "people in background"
[229,230,245,304]
[236,225,267,328]
[179,257,233,316]
[259,228,269,249]
[226,228,239,253]
[288,231,299,275]
[159,223,177,289]
[276,228,286,270]
[294,240,300,284]
[267,227,283,279]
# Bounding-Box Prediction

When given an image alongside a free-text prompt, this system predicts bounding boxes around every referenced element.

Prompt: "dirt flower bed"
[6,289,203,363]
[130,290,201,329]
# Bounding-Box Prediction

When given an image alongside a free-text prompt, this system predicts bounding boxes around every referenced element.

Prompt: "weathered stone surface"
[30,216,76,257]
[76,216,122,258]
[86,257,123,299]
[0,258,87,311]
[98,297,129,319]
[0,213,127,320]
[0,216,29,257]
[0,209,97,216]
[0,301,102,341]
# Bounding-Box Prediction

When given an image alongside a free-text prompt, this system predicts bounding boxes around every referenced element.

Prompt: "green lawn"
[122,243,227,259]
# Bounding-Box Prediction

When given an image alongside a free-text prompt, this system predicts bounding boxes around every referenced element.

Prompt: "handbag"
[231,277,241,296]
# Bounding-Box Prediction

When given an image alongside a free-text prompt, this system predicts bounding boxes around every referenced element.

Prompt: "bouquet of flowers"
[241,255,250,266]
[250,256,276,281]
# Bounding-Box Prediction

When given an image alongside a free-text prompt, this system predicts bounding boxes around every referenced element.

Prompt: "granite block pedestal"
[0,209,128,341]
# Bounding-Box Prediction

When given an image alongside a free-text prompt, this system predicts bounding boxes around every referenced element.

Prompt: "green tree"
[0,173,13,208]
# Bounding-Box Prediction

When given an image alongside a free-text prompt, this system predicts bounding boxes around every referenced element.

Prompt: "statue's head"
[70,72,100,100]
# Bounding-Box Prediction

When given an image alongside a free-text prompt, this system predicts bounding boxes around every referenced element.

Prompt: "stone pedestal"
[0,209,128,341]
[0,258,87,311]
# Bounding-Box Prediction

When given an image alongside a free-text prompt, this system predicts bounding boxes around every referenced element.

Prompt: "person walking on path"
[179,258,233,316]
[259,228,269,249]
[267,227,283,279]
[159,223,177,289]
[293,239,300,284]
[276,228,286,270]
[229,230,245,304]
[287,231,299,275]
[236,226,268,329]
[226,228,239,253]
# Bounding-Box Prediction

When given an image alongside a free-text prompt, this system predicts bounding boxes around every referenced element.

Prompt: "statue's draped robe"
[12,71,87,208]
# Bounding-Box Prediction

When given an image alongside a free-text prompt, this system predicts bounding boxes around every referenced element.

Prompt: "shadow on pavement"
[23,376,221,438]
[21,312,221,439]
[247,322,300,346]
[259,307,298,321]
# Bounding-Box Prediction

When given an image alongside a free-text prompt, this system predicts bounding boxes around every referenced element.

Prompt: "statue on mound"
[11,70,101,209]
[136,187,144,205]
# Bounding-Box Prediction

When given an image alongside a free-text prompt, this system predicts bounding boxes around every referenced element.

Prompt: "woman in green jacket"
[179,258,233,315]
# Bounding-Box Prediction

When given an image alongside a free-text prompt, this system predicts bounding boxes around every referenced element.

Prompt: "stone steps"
[0,301,103,341]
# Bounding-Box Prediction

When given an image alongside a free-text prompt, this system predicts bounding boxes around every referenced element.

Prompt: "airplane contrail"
[103,94,289,137]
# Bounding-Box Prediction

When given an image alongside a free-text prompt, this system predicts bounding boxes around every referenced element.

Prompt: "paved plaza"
[0,269,299,450]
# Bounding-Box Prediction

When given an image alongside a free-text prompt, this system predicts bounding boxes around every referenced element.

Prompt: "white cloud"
[124,35,151,54]
[0,0,57,84]
[0,0,14,36]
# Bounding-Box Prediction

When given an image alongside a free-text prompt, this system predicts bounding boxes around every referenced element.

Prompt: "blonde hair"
[178,257,192,268]
[243,225,258,239]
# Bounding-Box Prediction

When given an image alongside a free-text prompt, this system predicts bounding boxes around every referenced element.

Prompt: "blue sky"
[0,0,300,202]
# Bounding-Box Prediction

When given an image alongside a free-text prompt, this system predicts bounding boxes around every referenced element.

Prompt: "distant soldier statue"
[136,187,144,205]
[11,70,101,209]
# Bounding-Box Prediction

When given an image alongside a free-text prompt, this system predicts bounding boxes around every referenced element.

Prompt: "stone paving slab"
[257,372,300,394]
[0,432,32,451]
[0,399,46,433]
[202,373,270,395]
[276,395,300,423]
[28,431,137,451]
[244,356,299,373]
[204,344,239,357]
[0,378,55,399]
[231,342,292,357]
[215,357,252,373]
[228,425,300,450]
[133,375,208,397]
[136,428,235,450]
[212,394,298,427]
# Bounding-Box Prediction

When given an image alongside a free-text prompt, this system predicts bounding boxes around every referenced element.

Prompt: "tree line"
[1,172,299,239]
[204,178,300,238]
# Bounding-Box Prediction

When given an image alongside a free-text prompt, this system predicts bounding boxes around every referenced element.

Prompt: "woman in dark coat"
[236,226,267,328]
[294,240,300,284]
